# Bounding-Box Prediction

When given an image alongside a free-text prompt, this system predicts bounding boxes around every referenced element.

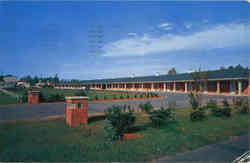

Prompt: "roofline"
[56,77,248,85]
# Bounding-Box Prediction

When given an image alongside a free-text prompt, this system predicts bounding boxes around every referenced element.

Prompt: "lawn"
[0,92,17,105]
[3,88,159,103]
[0,107,249,162]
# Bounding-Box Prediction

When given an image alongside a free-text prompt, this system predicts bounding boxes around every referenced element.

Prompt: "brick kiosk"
[28,91,40,104]
[65,96,89,126]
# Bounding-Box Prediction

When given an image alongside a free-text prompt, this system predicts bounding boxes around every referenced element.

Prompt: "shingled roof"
[57,69,249,85]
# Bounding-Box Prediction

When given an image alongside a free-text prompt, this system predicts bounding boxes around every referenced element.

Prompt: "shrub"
[222,98,230,108]
[233,97,249,114]
[47,93,65,102]
[126,94,130,99]
[139,101,153,113]
[240,99,249,114]
[232,97,244,108]
[75,90,87,96]
[188,92,200,110]
[221,107,231,117]
[150,107,175,128]
[140,94,144,99]
[134,94,138,98]
[120,95,124,99]
[104,95,108,100]
[207,99,217,110]
[207,99,219,116]
[39,92,46,102]
[190,108,206,122]
[48,94,56,102]
[95,95,99,100]
[104,105,136,140]
[189,92,206,121]
[210,99,231,117]
[20,91,28,103]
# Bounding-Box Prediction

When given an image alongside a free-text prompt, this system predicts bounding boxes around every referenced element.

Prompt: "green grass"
[0,107,249,161]
[0,92,17,105]
[4,88,154,102]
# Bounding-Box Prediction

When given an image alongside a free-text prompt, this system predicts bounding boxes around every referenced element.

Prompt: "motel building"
[55,70,250,96]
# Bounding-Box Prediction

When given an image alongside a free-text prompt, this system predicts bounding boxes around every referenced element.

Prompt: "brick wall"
[65,98,88,126]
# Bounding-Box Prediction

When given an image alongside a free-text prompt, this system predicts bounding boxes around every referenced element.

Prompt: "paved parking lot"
[0,93,246,121]
[153,134,250,162]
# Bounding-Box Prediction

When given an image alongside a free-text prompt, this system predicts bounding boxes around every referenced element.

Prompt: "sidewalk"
[152,134,250,162]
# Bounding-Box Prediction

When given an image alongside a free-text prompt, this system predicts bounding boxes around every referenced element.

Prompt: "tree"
[235,64,245,71]
[0,75,3,82]
[220,66,226,71]
[53,74,59,84]
[190,68,208,93]
[168,68,177,75]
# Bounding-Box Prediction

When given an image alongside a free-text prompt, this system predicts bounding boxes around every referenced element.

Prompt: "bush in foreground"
[47,93,65,102]
[190,108,206,121]
[139,101,153,113]
[188,92,206,121]
[233,97,249,114]
[209,98,231,117]
[150,107,175,128]
[104,105,136,140]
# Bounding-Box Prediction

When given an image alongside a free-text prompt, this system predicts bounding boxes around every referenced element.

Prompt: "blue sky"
[0,1,250,80]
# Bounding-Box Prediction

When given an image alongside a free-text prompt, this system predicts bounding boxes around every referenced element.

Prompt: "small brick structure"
[65,96,89,126]
[28,91,40,104]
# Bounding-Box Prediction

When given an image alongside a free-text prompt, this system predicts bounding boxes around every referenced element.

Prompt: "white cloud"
[203,19,209,23]
[158,23,173,31]
[128,32,137,36]
[102,23,250,57]
[185,23,192,29]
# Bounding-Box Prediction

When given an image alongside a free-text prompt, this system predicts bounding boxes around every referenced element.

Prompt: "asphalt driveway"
[0,93,245,121]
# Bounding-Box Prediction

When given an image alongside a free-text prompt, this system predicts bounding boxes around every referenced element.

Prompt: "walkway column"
[185,82,188,93]
[163,83,166,92]
[132,83,135,91]
[167,83,170,92]
[173,82,176,93]
[238,80,242,95]
[151,83,155,92]
[217,81,220,94]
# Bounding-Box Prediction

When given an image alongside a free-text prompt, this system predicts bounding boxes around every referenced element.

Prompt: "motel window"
[209,82,215,90]
[242,81,248,90]
[176,83,180,89]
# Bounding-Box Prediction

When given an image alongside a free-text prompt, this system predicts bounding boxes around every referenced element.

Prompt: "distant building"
[1,76,17,88]
[17,80,30,88]
[55,70,250,96]
[3,76,17,83]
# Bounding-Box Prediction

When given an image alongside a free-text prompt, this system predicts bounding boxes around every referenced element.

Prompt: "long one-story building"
[55,70,250,96]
